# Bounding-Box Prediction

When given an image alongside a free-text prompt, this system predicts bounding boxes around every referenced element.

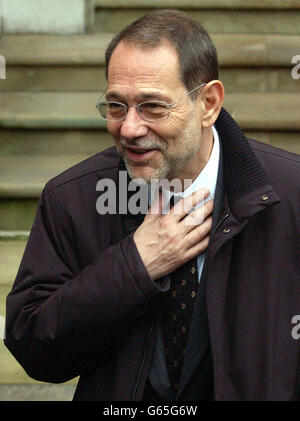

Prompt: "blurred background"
[0,0,300,401]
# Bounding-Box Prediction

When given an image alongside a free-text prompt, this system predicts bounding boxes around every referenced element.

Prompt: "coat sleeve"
[4,186,169,383]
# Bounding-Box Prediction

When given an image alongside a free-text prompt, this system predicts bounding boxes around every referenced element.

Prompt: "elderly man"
[5,10,300,401]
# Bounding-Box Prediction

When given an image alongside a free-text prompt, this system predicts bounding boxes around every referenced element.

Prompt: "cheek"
[168,109,190,130]
[155,113,188,143]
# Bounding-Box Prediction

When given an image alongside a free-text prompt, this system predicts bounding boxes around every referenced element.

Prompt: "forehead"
[107,41,184,98]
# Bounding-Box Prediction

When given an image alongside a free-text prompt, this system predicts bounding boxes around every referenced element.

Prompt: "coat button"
[261,194,269,201]
[223,227,230,234]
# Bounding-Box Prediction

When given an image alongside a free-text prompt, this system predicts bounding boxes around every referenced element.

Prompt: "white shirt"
[148,125,220,283]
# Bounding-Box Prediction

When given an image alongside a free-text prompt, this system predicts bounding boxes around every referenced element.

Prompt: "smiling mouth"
[128,147,151,154]
[125,147,159,163]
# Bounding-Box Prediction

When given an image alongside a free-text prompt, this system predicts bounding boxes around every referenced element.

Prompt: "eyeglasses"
[95,82,206,122]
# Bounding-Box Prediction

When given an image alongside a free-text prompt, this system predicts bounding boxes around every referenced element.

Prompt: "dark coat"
[4,108,300,400]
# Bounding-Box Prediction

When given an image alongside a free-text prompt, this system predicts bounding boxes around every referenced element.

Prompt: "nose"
[120,106,149,140]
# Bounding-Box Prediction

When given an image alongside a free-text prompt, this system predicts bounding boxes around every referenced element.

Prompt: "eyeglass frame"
[95,82,207,122]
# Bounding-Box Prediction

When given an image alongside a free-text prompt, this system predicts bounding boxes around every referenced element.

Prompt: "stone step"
[245,131,300,156]
[0,155,91,198]
[0,384,77,400]
[2,65,300,94]
[1,65,107,93]
[0,129,114,156]
[94,0,300,8]
[0,231,29,240]
[94,2,300,34]
[1,92,300,130]
[0,129,299,158]
[0,92,104,129]
[2,33,298,66]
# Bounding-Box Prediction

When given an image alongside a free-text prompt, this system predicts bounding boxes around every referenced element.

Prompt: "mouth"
[125,146,159,163]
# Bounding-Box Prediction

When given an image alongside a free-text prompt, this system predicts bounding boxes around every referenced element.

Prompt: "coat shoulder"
[43,146,120,195]
[248,138,300,199]
[248,138,300,165]
[248,137,300,177]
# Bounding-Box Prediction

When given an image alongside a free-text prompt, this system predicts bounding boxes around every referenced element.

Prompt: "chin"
[126,166,156,184]
[124,158,164,184]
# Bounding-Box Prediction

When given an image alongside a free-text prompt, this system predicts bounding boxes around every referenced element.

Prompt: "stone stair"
[0,0,300,399]
[94,0,300,34]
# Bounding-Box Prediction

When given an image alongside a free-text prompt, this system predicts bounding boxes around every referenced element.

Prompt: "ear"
[199,80,225,128]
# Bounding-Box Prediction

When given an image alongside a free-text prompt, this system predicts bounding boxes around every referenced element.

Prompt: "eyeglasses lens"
[97,101,169,121]
[97,102,125,121]
[138,103,169,121]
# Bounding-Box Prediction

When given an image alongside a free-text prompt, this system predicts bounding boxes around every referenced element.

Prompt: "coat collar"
[214,108,280,221]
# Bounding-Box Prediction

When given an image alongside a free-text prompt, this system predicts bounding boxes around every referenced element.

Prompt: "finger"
[184,216,213,249]
[148,188,163,217]
[172,188,210,221]
[183,234,211,263]
[182,199,214,230]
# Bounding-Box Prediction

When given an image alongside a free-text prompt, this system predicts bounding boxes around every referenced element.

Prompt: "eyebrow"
[105,90,172,103]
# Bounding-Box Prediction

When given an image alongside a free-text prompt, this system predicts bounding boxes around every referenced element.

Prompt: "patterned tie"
[162,195,199,391]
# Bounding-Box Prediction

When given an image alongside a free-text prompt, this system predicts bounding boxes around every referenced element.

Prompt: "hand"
[133,188,213,280]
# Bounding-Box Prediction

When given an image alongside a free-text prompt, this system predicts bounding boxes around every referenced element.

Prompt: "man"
[5,10,300,401]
